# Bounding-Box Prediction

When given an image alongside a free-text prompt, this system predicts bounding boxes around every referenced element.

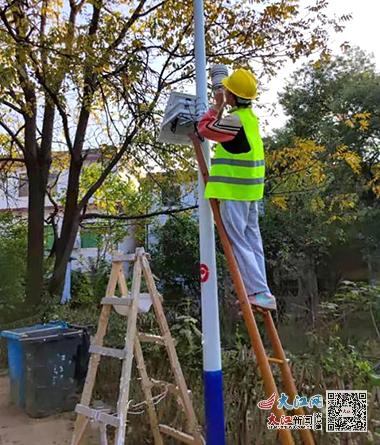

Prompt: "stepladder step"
[268,357,284,364]
[112,252,151,262]
[75,404,120,427]
[138,332,165,345]
[89,344,127,359]
[101,296,131,306]
[159,424,201,444]
[101,293,153,314]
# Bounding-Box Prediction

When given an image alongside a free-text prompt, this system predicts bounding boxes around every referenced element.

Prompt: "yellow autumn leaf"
[343,152,361,174]
[358,119,369,131]
[353,112,371,120]
[372,185,380,197]
[344,119,355,128]
[333,146,361,175]
[310,197,325,213]
[271,196,287,210]
[327,215,340,223]
[368,164,380,197]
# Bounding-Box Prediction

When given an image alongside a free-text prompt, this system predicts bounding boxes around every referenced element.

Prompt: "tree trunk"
[49,157,83,295]
[24,163,48,308]
[297,253,319,327]
[22,96,52,311]
[49,211,81,295]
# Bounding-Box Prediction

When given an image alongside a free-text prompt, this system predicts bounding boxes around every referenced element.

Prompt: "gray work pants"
[219,200,271,295]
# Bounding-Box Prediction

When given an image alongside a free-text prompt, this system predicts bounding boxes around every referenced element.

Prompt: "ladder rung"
[252,305,269,315]
[159,424,197,444]
[112,253,151,262]
[138,333,165,345]
[89,344,126,359]
[101,297,131,306]
[75,404,120,427]
[113,253,136,262]
[268,357,284,364]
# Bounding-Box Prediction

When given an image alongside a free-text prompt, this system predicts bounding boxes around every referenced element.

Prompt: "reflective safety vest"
[205,107,265,201]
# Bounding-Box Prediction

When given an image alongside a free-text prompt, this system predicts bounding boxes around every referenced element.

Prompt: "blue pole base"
[204,370,226,445]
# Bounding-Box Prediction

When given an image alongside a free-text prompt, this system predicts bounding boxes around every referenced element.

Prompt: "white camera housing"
[158,92,197,145]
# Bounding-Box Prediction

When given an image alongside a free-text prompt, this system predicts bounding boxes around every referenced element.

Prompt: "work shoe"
[248,292,277,311]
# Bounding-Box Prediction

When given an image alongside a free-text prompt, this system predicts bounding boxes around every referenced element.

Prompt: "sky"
[260,0,380,134]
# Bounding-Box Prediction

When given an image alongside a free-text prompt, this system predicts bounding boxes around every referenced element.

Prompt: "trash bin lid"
[0,321,72,342]
[19,327,83,343]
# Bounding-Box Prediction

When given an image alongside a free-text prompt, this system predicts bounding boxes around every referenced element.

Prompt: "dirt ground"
[0,374,97,445]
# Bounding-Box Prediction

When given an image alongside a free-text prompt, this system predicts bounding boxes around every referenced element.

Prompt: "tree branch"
[30,65,74,154]
[71,0,102,159]
[0,157,25,163]
[45,189,60,258]
[82,205,198,221]
[0,6,20,43]
[106,0,147,52]
[78,127,138,210]
[39,0,48,68]
[0,99,24,115]
[0,121,25,151]
[134,1,165,20]
[7,2,39,159]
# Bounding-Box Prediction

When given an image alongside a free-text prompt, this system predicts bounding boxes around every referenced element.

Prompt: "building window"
[161,185,181,206]
[18,174,28,197]
[18,173,58,198]
[80,228,101,248]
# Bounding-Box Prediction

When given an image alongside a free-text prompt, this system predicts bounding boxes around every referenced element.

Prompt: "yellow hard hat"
[222,68,258,99]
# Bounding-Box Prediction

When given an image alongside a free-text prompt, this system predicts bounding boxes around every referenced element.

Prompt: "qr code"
[326,390,367,432]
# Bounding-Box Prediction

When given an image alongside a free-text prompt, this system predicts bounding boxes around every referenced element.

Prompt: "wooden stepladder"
[192,136,315,445]
[71,248,204,445]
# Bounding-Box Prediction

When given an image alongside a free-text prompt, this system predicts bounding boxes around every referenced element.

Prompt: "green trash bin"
[1,323,86,418]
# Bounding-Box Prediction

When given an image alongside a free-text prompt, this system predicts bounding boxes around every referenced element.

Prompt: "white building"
[0,151,136,271]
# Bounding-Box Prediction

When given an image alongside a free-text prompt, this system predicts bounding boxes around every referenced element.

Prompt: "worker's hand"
[213,89,225,110]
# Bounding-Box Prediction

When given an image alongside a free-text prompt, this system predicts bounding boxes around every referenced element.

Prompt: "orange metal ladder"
[192,137,315,445]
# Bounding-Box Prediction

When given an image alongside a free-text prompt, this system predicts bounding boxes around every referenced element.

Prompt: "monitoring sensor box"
[158,92,197,145]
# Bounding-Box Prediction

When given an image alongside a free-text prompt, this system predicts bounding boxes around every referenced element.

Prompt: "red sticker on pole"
[200,263,210,283]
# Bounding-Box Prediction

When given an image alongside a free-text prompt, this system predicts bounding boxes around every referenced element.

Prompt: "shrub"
[70,258,111,306]
[150,213,226,314]
[0,213,27,322]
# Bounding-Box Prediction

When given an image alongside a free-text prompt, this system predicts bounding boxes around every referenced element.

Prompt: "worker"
[196,68,276,311]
